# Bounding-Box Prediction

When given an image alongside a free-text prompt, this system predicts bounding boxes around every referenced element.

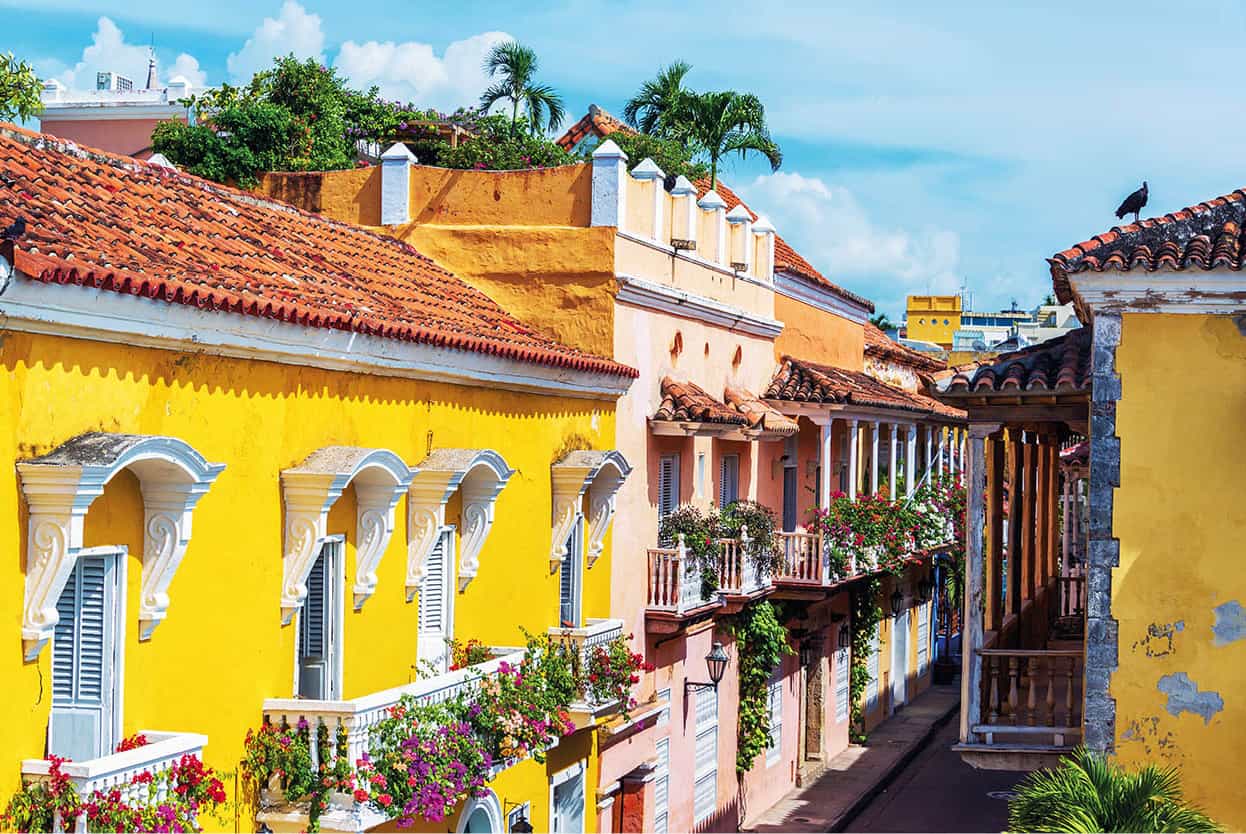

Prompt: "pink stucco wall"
[39,117,183,158]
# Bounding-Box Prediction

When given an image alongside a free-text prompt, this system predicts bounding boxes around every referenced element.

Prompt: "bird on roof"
[1115,182,1148,223]
[2,216,25,241]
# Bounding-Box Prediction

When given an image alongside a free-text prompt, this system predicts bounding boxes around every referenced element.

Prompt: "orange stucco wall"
[774,291,865,370]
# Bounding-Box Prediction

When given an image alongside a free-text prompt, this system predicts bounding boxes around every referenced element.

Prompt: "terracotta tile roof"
[1061,440,1089,466]
[0,125,636,380]
[723,385,798,435]
[555,105,633,152]
[694,179,874,312]
[934,327,1090,397]
[654,377,749,425]
[864,322,945,373]
[766,356,964,420]
[1049,188,1246,303]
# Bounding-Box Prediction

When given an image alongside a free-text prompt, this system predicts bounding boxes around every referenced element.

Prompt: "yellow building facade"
[905,295,962,348]
[0,126,637,833]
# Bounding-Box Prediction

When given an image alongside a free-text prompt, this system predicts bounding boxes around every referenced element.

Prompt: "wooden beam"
[947,404,1090,426]
[1006,429,1024,622]
[1022,437,1037,605]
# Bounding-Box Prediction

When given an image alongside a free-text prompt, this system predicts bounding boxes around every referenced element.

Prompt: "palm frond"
[523,83,566,133]
[623,60,692,134]
[1007,747,1222,834]
[478,81,513,114]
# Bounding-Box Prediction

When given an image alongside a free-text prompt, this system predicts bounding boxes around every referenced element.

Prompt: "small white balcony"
[548,618,627,727]
[258,650,526,833]
[22,731,208,833]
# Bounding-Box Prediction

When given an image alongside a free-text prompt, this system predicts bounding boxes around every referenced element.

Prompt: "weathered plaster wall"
[773,292,865,371]
[396,224,619,359]
[1111,313,1246,829]
[39,117,182,159]
[0,329,616,831]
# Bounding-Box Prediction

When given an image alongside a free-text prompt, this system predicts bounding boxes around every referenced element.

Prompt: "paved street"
[843,716,1023,833]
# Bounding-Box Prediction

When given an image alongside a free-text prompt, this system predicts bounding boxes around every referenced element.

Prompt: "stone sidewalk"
[745,683,961,832]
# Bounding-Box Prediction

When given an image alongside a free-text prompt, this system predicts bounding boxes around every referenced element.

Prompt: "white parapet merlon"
[380,142,417,227]
[725,204,753,273]
[698,189,728,266]
[670,175,698,248]
[629,157,666,241]
[591,139,629,227]
[752,215,776,282]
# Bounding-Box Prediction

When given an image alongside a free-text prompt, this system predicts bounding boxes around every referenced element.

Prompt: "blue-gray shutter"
[298,547,331,699]
[558,521,580,628]
[418,528,454,673]
[50,552,118,761]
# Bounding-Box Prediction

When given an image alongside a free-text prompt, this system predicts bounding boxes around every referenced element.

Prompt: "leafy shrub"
[1007,747,1221,833]
[721,500,780,575]
[439,114,576,170]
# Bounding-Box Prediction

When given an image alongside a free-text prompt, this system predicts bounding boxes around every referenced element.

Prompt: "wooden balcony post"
[1047,441,1060,590]
[1006,429,1023,620]
[848,419,860,501]
[1061,472,1071,575]
[1035,435,1050,598]
[960,421,999,744]
[1021,434,1037,606]
[985,432,1005,632]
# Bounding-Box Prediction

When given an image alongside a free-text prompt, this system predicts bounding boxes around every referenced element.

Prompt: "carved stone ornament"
[550,450,632,572]
[281,447,412,622]
[17,433,225,660]
[409,450,515,594]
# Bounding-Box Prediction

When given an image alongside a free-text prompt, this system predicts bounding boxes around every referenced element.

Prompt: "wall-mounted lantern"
[890,588,905,616]
[838,625,852,650]
[686,642,730,694]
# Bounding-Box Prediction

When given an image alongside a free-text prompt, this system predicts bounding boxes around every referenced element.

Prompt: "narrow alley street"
[843,717,1022,833]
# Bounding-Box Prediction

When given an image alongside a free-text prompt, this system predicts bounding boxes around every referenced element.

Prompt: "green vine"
[849,578,883,743]
[728,600,793,774]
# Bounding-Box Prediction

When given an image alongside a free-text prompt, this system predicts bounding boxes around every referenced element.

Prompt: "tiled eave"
[647,419,777,441]
[1053,264,1246,322]
[763,399,966,426]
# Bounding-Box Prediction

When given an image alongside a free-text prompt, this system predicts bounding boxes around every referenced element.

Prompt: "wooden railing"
[975,649,1083,747]
[646,536,716,614]
[23,732,207,833]
[775,531,823,583]
[1059,574,1086,617]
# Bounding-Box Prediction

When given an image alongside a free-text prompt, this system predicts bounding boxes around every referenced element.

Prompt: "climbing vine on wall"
[728,600,794,774]
[849,577,884,743]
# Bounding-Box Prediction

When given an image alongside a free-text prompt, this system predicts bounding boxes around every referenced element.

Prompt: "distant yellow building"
[905,295,962,348]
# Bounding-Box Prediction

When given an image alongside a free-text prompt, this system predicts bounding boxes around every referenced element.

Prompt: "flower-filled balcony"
[252,626,642,833]
[547,618,639,727]
[646,502,780,630]
[15,732,227,833]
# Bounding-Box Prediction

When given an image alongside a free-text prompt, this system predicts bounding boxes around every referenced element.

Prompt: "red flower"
[353,789,369,803]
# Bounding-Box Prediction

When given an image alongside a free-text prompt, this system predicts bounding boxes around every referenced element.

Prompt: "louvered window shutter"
[719,454,740,508]
[418,529,454,673]
[693,687,719,823]
[50,552,118,761]
[298,548,333,699]
[658,455,679,522]
[558,520,581,628]
[835,645,851,723]
[766,673,782,764]
[654,737,670,834]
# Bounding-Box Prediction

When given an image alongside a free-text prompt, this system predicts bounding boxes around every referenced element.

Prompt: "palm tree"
[1007,747,1221,833]
[678,90,782,189]
[869,313,894,331]
[479,41,566,135]
[623,60,692,137]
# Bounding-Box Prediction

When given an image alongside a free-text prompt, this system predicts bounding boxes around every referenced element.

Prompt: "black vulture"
[1115,182,1148,223]
[1,216,25,241]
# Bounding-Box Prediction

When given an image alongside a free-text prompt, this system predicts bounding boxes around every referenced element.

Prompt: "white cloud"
[334,31,513,111]
[51,17,207,90]
[742,171,962,317]
[226,0,325,82]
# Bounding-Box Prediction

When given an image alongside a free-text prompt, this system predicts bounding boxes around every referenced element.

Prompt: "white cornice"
[615,273,783,338]
[40,104,186,121]
[773,270,871,325]
[1068,268,1246,316]
[0,271,632,399]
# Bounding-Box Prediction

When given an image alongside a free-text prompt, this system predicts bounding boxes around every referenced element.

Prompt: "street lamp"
[890,588,905,616]
[917,578,934,603]
[686,642,730,694]
[838,625,852,650]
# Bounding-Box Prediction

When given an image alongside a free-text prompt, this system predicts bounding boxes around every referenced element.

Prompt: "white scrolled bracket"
[404,471,462,602]
[551,450,633,572]
[458,469,512,593]
[17,433,225,660]
[281,447,412,623]
[351,477,412,611]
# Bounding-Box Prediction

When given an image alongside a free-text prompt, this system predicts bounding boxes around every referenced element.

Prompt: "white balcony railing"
[549,618,626,722]
[260,650,527,832]
[22,731,207,833]
[646,536,721,615]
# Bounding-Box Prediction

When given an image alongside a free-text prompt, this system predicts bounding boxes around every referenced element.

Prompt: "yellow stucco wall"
[773,292,866,371]
[0,329,616,830]
[905,296,961,348]
[1111,313,1246,829]
[398,224,619,359]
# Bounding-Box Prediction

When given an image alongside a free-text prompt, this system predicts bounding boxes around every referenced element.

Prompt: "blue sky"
[9,0,1246,319]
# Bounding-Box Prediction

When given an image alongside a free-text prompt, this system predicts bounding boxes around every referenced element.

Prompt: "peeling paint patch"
[1132,620,1185,657]
[1119,715,1180,760]
[1157,673,1223,724]
[1212,600,1246,646]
